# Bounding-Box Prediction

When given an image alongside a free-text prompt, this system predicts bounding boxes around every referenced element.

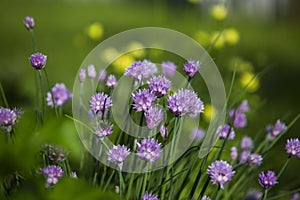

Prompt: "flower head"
[291,193,300,200]
[167,89,204,118]
[0,107,22,133]
[192,128,205,140]
[46,83,72,107]
[207,160,235,189]
[87,64,97,79]
[98,69,107,82]
[161,61,177,77]
[258,171,278,189]
[217,124,235,140]
[245,189,262,200]
[132,89,156,112]
[201,197,211,200]
[42,144,68,163]
[41,165,63,187]
[183,59,200,78]
[24,16,35,30]
[79,69,86,83]
[137,138,161,162]
[266,120,286,139]
[106,75,118,88]
[94,121,113,138]
[107,145,130,169]
[237,100,250,113]
[145,107,164,129]
[148,75,171,97]
[141,192,159,200]
[239,151,251,164]
[240,136,254,150]
[229,109,247,128]
[125,60,157,81]
[89,92,112,117]
[248,153,263,166]
[285,138,300,158]
[230,147,238,161]
[29,52,47,70]
[160,125,168,139]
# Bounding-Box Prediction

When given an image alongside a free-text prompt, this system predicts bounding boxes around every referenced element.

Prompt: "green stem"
[0,82,9,107]
[262,189,268,200]
[118,170,124,199]
[277,157,290,179]
[43,69,59,117]
[103,170,115,191]
[141,167,149,197]
[30,30,36,52]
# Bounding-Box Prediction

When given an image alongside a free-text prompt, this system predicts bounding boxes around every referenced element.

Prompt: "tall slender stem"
[0,82,9,107]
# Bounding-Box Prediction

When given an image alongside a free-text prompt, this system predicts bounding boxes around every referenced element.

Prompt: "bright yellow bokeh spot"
[211,5,228,21]
[240,72,259,92]
[229,57,254,73]
[224,28,240,45]
[126,42,146,58]
[101,47,120,63]
[210,31,225,49]
[203,104,216,122]
[113,54,135,73]
[86,22,103,41]
[194,31,210,46]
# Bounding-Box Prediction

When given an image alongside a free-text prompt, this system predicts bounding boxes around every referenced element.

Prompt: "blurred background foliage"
[0,0,300,199]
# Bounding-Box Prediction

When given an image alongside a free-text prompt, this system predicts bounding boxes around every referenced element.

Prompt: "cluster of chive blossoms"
[0,107,22,133]
[77,59,204,172]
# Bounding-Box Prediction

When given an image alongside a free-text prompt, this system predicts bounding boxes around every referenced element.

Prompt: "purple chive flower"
[217,124,235,140]
[161,61,177,77]
[237,100,250,113]
[132,89,156,112]
[230,147,238,161]
[70,172,77,179]
[89,93,112,117]
[160,125,168,139]
[167,89,204,118]
[98,69,107,82]
[107,145,130,169]
[41,165,63,187]
[258,171,278,189]
[266,120,287,139]
[248,153,263,166]
[0,107,22,133]
[87,64,97,79]
[79,69,86,83]
[239,151,251,164]
[46,83,72,107]
[291,193,300,200]
[43,145,67,162]
[285,138,300,158]
[141,192,159,200]
[207,160,235,189]
[183,59,200,78]
[106,75,118,88]
[24,16,35,30]
[240,136,254,150]
[145,107,164,129]
[94,121,113,138]
[137,138,161,162]
[29,52,47,70]
[245,189,263,200]
[125,60,157,81]
[148,75,171,97]
[229,109,247,128]
[192,128,205,140]
[201,196,211,200]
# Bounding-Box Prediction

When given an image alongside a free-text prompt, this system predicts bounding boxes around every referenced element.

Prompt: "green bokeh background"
[0,0,299,199]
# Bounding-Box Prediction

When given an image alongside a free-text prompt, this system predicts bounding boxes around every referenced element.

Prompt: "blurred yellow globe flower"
[113,54,135,73]
[210,31,225,49]
[240,72,259,92]
[224,28,240,45]
[86,22,103,41]
[126,41,146,58]
[229,57,254,73]
[203,104,216,122]
[101,47,120,63]
[194,31,210,46]
[211,5,228,21]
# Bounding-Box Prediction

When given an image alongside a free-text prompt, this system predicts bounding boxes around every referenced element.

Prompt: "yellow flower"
[86,22,103,41]
[211,5,228,21]
[240,72,259,92]
[113,54,135,73]
[224,28,240,45]
[210,31,225,49]
[194,31,210,46]
[203,104,216,122]
[126,41,145,58]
